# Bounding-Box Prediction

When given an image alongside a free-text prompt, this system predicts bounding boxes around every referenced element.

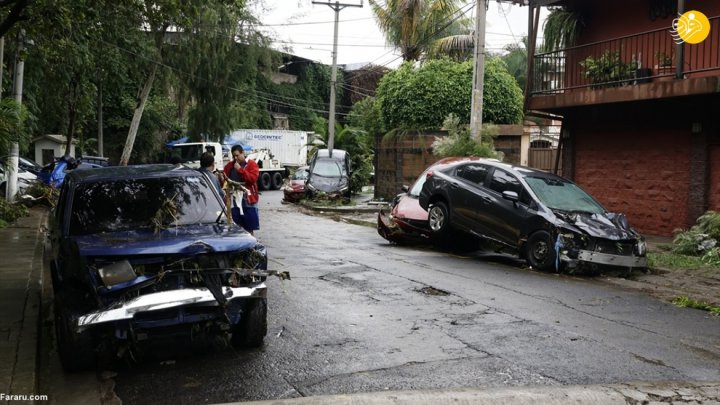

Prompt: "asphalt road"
[63,190,720,403]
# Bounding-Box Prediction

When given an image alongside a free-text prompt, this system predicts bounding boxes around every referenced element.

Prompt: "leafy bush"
[376,57,523,131]
[0,198,29,228]
[431,114,501,159]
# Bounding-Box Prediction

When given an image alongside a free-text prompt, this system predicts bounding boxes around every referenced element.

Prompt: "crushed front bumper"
[576,250,648,268]
[77,284,266,332]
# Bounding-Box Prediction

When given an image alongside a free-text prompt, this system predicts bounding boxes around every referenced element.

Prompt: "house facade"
[526,0,720,236]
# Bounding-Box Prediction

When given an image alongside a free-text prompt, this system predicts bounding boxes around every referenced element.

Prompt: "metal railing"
[531,16,720,94]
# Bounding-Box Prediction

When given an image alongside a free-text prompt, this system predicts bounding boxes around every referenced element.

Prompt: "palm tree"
[370,0,470,62]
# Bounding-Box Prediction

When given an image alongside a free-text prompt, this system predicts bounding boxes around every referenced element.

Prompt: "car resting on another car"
[418,158,647,274]
[50,164,270,371]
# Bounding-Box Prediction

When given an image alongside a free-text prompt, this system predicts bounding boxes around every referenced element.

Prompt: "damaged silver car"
[418,158,647,273]
[50,165,270,371]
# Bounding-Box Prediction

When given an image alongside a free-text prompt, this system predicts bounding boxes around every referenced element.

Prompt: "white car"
[0,164,38,196]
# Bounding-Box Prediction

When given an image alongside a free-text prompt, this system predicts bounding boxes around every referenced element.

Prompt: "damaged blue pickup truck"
[50,165,269,371]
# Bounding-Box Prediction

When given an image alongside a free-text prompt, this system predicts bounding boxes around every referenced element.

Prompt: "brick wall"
[574,129,691,236]
[710,144,720,211]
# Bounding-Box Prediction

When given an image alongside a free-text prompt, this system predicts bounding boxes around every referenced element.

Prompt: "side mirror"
[401,185,409,193]
[502,190,519,202]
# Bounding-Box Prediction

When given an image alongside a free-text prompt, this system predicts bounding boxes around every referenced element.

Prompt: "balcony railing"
[531,16,720,95]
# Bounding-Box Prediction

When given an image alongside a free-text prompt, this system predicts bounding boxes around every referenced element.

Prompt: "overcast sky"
[253,0,547,68]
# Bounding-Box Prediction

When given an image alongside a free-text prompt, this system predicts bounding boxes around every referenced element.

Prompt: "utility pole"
[7,30,26,203]
[469,0,487,142]
[312,0,363,157]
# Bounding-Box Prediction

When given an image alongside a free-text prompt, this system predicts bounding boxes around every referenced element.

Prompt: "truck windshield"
[69,176,223,236]
[172,144,203,162]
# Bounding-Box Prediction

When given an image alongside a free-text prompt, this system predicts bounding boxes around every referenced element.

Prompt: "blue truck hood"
[72,224,258,256]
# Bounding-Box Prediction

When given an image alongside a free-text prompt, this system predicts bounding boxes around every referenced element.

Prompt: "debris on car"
[50,164,279,371]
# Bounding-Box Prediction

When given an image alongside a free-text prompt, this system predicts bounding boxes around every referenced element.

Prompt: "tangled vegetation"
[671,211,720,267]
[0,198,29,228]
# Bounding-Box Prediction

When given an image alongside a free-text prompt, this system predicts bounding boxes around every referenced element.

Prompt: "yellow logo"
[671,10,710,44]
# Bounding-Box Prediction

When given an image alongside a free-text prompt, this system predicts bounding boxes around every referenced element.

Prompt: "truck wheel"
[231,298,267,348]
[259,172,272,190]
[271,172,283,190]
[54,293,96,372]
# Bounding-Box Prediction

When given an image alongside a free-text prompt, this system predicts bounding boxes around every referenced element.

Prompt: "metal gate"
[528,148,562,174]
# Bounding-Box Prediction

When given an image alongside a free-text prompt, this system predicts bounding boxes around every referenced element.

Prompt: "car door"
[448,163,493,235]
[479,167,535,245]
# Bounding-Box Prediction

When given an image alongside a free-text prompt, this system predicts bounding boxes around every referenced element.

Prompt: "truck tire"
[231,298,267,348]
[259,172,272,190]
[271,172,283,190]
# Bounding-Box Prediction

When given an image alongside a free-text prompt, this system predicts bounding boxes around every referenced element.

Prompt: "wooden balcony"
[528,15,720,113]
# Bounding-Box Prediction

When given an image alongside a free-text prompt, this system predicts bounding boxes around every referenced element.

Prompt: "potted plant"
[655,51,675,80]
[580,50,638,88]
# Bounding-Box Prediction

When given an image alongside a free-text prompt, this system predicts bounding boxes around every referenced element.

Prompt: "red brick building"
[526,0,720,236]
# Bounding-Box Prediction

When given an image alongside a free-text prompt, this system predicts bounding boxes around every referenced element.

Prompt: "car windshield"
[524,176,605,214]
[69,176,223,236]
[311,159,344,177]
[292,169,309,180]
[409,172,429,197]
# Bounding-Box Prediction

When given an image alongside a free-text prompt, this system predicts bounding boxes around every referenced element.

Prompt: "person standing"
[198,151,225,200]
[223,144,260,234]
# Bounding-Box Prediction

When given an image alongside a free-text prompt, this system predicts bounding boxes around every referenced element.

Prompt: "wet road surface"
[107,190,720,403]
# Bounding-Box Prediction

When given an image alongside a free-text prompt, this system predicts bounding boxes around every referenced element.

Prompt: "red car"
[378,157,481,244]
[282,166,309,203]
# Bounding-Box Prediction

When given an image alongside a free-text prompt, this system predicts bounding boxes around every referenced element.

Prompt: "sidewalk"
[0,207,47,403]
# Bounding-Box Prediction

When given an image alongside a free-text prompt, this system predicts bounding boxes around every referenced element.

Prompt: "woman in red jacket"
[224,144,260,234]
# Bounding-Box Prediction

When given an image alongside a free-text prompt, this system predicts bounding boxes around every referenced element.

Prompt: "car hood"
[553,210,639,240]
[308,175,348,193]
[72,224,258,257]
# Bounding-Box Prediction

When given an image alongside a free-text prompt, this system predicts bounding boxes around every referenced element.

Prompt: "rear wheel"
[230,298,267,348]
[271,172,283,190]
[525,231,557,272]
[428,201,451,239]
[259,172,272,190]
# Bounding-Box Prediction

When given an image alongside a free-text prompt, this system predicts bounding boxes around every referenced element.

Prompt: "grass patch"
[647,252,720,274]
[671,296,720,316]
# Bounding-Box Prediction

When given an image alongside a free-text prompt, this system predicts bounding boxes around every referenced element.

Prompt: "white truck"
[170,142,225,169]
[224,130,309,191]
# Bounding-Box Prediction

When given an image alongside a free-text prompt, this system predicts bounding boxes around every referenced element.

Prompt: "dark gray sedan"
[418,158,647,273]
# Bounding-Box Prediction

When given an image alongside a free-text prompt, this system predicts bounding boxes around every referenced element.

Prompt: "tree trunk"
[119,62,157,166]
[64,81,78,157]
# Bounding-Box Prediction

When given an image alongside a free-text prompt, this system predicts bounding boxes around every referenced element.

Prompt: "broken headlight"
[97,260,137,288]
[635,239,647,256]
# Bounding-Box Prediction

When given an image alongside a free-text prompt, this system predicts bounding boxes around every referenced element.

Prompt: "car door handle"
[450,182,459,188]
[481,196,492,203]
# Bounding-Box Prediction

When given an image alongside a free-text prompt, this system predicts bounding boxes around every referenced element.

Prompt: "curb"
[7,208,47,402]
[229,381,720,405]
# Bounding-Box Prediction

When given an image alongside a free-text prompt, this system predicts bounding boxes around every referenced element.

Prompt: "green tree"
[501,36,528,90]
[375,57,523,131]
[369,0,470,62]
